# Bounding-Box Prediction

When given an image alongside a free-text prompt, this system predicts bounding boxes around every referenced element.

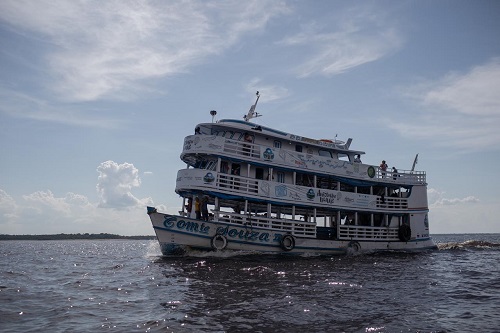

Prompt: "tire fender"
[211,234,228,251]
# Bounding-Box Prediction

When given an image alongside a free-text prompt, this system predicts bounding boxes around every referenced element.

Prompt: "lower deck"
[148,208,437,256]
[181,195,428,243]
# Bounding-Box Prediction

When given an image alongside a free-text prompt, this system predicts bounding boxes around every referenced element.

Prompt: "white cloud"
[23,190,73,215]
[0,189,18,223]
[0,162,163,235]
[280,6,403,77]
[245,78,289,102]
[429,200,499,234]
[96,160,152,208]
[0,160,168,235]
[428,188,479,208]
[0,187,156,235]
[389,59,500,152]
[0,89,124,128]
[423,59,500,117]
[0,0,289,102]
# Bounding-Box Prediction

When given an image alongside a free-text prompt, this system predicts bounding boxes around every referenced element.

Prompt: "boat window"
[340,182,354,192]
[234,132,243,141]
[277,172,285,183]
[243,133,254,143]
[220,161,229,174]
[357,186,371,194]
[274,140,281,149]
[317,176,336,189]
[194,160,217,170]
[231,163,241,175]
[296,173,313,187]
[319,150,332,158]
[373,186,386,196]
[373,214,385,227]
[338,153,349,161]
[295,145,303,152]
[255,168,264,180]
[358,213,372,226]
[194,160,206,169]
[206,160,217,171]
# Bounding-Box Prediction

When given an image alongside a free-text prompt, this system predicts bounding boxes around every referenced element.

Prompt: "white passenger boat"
[147,92,437,255]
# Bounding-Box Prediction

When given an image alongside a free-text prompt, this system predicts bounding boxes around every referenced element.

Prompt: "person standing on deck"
[392,166,399,180]
[380,160,388,177]
[201,197,209,221]
[194,197,201,220]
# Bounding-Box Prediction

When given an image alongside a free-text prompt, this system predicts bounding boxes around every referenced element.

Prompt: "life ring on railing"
[280,234,295,251]
[367,166,376,178]
[398,224,412,242]
[347,241,361,253]
[211,234,228,251]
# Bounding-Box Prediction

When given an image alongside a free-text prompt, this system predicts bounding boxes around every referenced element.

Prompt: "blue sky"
[1,0,499,235]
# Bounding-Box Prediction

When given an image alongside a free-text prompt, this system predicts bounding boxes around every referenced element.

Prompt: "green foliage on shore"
[0,233,155,240]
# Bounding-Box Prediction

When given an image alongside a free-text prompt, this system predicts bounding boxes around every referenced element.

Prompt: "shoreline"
[0,233,155,241]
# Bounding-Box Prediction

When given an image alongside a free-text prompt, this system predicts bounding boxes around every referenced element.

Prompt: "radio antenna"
[243,91,261,122]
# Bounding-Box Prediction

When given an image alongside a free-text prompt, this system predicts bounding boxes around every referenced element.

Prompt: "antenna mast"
[244,91,261,122]
[411,153,419,173]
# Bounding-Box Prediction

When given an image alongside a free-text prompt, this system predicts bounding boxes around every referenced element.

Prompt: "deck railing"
[223,139,260,159]
[338,225,399,241]
[212,211,401,241]
[376,196,408,209]
[176,168,413,213]
[183,134,426,184]
[213,211,317,238]
[218,174,259,193]
[376,168,426,184]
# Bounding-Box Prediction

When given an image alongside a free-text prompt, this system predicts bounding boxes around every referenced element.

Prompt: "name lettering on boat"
[216,226,272,243]
[163,216,279,243]
[317,190,340,204]
[163,216,210,234]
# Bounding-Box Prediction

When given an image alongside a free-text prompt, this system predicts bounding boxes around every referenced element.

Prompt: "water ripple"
[1,236,499,332]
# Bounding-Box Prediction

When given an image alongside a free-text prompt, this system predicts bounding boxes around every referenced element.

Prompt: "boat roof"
[200,119,365,155]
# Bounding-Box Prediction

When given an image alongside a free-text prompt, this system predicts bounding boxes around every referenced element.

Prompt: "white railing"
[338,225,399,241]
[176,168,413,213]
[218,174,259,194]
[376,196,408,209]
[223,139,260,159]
[213,211,317,238]
[183,134,426,184]
[376,168,426,184]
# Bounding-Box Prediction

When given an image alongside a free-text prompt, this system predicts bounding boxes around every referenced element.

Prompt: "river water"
[1,234,499,332]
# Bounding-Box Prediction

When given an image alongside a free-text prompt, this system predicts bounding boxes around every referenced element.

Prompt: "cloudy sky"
[1,0,499,236]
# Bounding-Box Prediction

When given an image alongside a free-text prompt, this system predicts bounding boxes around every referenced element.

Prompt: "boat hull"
[147,208,437,255]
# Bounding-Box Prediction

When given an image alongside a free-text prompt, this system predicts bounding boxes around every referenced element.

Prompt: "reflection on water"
[0,235,499,332]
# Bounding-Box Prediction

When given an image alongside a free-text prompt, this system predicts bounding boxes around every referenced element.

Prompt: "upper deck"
[182,128,426,186]
[213,119,360,153]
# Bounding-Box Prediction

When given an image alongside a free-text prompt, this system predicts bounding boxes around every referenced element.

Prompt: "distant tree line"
[0,233,155,241]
